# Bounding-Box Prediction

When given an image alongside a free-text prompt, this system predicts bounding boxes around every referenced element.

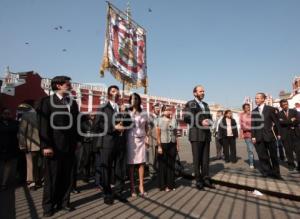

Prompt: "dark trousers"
[282,132,300,167]
[0,158,18,187]
[99,147,116,196]
[82,142,95,178]
[254,141,280,176]
[17,152,26,184]
[222,137,237,162]
[215,136,223,158]
[95,151,102,187]
[191,141,210,182]
[276,140,286,160]
[42,153,74,213]
[157,143,176,190]
[113,141,126,193]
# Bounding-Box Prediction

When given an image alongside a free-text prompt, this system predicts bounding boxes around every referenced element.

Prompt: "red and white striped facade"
[1,70,241,135]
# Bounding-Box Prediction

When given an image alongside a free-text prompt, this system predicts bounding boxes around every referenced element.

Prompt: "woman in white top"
[156,105,179,191]
[218,110,238,163]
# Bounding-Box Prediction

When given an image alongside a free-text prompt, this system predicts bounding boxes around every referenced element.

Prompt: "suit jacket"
[218,117,238,139]
[93,102,132,150]
[0,118,19,160]
[251,105,281,142]
[184,99,212,142]
[38,94,80,153]
[278,108,300,140]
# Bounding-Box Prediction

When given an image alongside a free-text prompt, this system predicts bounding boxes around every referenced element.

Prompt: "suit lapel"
[195,99,206,112]
[203,102,209,113]
[53,94,68,112]
[192,100,202,112]
[262,105,267,116]
[107,101,115,112]
[287,109,291,119]
[253,107,261,119]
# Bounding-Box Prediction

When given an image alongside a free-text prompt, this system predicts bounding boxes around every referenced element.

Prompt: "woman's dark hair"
[129,93,142,112]
[224,110,232,117]
[242,103,250,110]
[51,76,71,91]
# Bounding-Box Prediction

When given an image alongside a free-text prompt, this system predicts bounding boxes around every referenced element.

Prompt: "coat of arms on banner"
[100,4,147,93]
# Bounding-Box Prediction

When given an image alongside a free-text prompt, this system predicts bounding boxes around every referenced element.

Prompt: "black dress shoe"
[204,179,216,189]
[43,211,54,217]
[196,181,204,190]
[104,196,114,205]
[71,189,80,194]
[272,174,284,180]
[114,193,128,203]
[61,205,75,212]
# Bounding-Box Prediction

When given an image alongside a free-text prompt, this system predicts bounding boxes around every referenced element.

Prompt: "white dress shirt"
[56,93,70,112]
[109,101,119,112]
[195,98,205,110]
[258,104,265,115]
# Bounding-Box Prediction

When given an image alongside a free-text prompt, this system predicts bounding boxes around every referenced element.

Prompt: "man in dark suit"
[251,93,282,179]
[184,85,215,190]
[93,85,129,205]
[38,76,80,217]
[279,99,300,171]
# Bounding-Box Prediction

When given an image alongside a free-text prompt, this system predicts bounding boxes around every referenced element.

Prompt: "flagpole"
[105,1,147,33]
[122,80,125,99]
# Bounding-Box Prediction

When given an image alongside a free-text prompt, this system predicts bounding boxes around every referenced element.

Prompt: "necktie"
[198,101,204,111]
[284,110,289,118]
[62,96,69,105]
[62,96,70,112]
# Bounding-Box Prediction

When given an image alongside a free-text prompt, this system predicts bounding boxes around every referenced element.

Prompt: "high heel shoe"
[138,192,148,197]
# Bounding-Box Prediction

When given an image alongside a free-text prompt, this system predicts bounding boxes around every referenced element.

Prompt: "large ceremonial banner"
[100,3,147,92]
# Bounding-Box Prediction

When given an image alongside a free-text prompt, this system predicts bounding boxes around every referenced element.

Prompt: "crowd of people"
[0,76,300,217]
[213,94,300,177]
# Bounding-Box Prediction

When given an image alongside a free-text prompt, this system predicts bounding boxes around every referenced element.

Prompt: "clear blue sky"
[1,0,300,108]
